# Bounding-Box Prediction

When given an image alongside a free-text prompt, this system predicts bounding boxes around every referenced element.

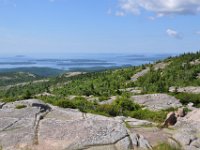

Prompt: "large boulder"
[162,112,177,127]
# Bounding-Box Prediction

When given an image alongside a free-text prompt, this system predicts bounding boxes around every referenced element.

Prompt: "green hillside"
[0,72,41,87]
[1,52,200,103]
[1,52,200,122]
[136,52,200,93]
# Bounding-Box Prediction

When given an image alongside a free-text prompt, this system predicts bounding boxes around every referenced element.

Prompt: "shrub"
[73,97,96,112]
[22,90,32,99]
[173,93,200,107]
[96,104,120,116]
[114,95,140,115]
[2,97,16,103]
[56,99,76,109]
[129,109,167,123]
[15,104,27,109]
[98,96,109,102]
[153,143,181,150]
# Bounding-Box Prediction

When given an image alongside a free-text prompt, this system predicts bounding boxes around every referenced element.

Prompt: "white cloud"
[117,0,200,17]
[166,29,182,39]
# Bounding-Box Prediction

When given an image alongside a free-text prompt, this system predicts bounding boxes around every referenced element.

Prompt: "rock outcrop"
[169,86,200,94]
[163,112,177,127]
[162,108,186,128]
[131,94,182,111]
[0,99,152,150]
[118,87,142,94]
[130,62,170,82]
[153,62,170,70]
[131,68,150,82]
[190,59,200,65]
[125,117,154,127]
[98,96,117,105]
[171,108,200,150]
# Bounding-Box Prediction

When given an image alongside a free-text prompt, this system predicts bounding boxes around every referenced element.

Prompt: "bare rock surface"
[118,87,142,94]
[130,127,172,147]
[0,99,152,150]
[0,99,51,150]
[64,72,86,78]
[98,96,117,105]
[131,94,182,111]
[169,86,200,94]
[153,62,170,70]
[130,62,169,82]
[190,59,200,65]
[125,117,154,127]
[171,108,200,150]
[131,68,150,82]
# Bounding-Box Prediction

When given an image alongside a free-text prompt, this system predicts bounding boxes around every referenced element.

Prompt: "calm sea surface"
[0,53,175,70]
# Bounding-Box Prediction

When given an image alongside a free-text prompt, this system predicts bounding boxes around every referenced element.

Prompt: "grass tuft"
[153,143,181,150]
[15,104,27,109]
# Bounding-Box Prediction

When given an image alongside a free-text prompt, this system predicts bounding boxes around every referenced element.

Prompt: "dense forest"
[136,52,200,93]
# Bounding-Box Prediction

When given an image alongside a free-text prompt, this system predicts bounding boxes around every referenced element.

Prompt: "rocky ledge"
[172,108,200,150]
[1,99,200,150]
[131,94,182,111]
[0,99,151,150]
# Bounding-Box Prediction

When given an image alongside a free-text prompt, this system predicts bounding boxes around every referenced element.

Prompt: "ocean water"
[0,53,174,71]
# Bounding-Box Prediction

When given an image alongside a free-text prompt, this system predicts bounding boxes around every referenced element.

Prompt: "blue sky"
[0,0,200,55]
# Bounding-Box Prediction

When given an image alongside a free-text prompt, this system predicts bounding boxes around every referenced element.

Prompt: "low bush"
[129,109,167,123]
[98,96,109,102]
[56,99,76,109]
[96,104,120,116]
[15,104,27,109]
[153,143,181,150]
[172,93,200,107]
[72,96,96,112]
[114,95,141,114]
[39,95,167,123]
